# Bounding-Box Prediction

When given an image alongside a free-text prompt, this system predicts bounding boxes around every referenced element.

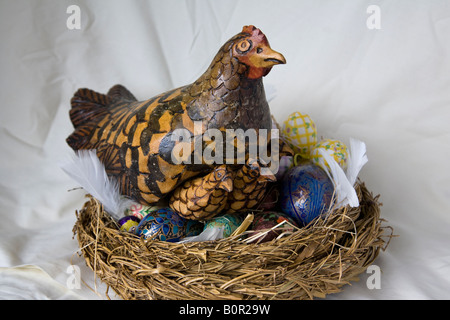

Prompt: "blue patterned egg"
[203,214,244,238]
[280,162,334,226]
[135,208,186,242]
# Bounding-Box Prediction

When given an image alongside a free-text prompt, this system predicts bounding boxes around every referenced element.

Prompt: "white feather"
[318,149,359,208]
[59,149,136,220]
[346,138,368,186]
[317,138,368,208]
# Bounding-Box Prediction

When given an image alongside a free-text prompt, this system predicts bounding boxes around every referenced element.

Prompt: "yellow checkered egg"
[281,112,317,158]
[311,139,348,171]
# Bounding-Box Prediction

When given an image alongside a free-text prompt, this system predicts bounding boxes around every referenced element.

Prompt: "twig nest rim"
[73,181,393,300]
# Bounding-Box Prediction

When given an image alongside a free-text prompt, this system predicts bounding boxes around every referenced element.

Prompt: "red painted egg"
[249,211,298,243]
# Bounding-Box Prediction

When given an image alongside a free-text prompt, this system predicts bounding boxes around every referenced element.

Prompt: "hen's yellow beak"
[250,45,286,68]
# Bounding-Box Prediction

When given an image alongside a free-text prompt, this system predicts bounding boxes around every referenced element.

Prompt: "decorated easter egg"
[203,214,244,238]
[280,163,334,226]
[249,211,298,243]
[135,208,186,242]
[118,216,141,233]
[125,202,165,220]
[311,139,348,171]
[281,112,317,158]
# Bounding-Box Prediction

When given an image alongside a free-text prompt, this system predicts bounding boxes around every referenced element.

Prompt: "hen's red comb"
[242,25,266,42]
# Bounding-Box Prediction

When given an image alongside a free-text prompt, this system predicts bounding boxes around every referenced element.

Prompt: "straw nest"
[73,181,393,300]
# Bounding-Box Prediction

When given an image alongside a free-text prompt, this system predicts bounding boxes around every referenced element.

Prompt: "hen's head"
[232,25,286,79]
[243,159,277,183]
[209,165,233,192]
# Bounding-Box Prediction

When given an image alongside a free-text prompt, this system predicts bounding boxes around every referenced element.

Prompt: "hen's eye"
[235,40,252,54]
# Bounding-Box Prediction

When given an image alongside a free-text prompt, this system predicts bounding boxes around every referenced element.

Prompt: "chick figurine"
[226,159,277,213]
[169,165,233,220]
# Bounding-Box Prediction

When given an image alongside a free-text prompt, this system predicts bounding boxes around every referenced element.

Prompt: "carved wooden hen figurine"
[66,25,286,205]
[169,165,233,220]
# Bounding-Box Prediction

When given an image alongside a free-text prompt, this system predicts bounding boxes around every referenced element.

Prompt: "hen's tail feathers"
[69,88,110,127]
[66,85,137,150]
[107,84,137,102]
[67,88,110,150]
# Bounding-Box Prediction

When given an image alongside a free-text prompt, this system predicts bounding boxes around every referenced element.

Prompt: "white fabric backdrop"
[1,0,449,300]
